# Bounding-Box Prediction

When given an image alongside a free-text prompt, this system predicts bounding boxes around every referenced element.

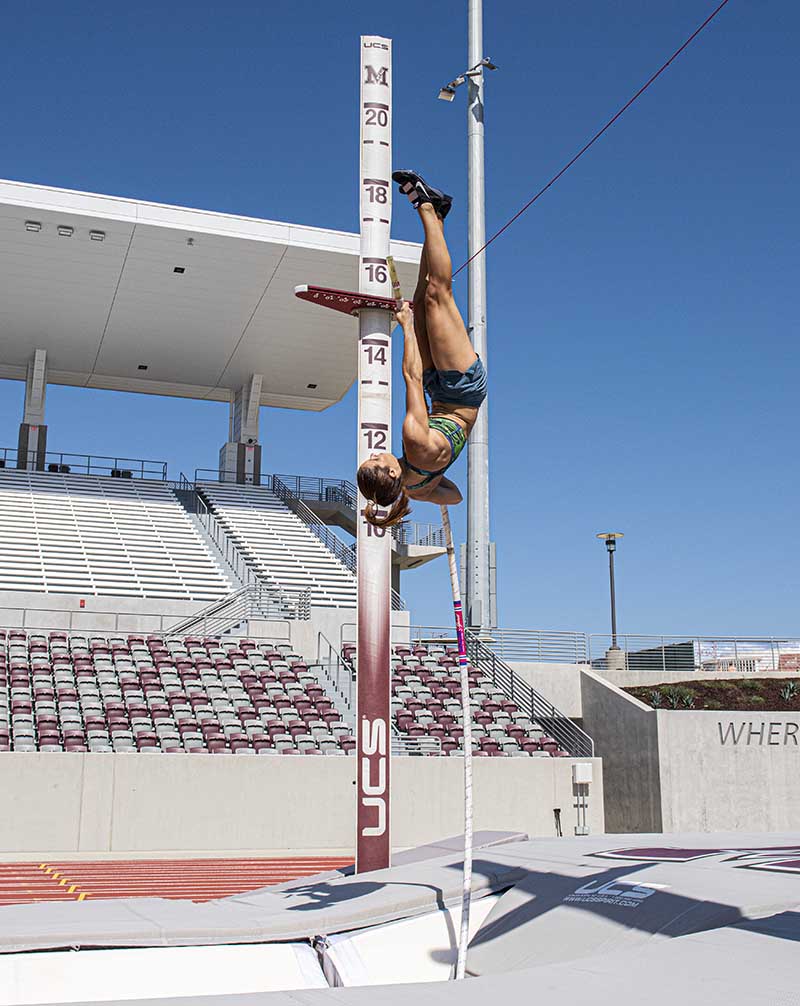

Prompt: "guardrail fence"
[589,635,800,674]
[194,471,445,552]
[472,628,589,663]
[1,448,168,480]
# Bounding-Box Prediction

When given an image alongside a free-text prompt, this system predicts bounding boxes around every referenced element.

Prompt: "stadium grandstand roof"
[0,178,421,411]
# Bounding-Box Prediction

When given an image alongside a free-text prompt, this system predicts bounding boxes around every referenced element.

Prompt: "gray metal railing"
[273,473,445,549]
[168,584,309,635]
[315,632,355,711]
[464,633,594,757]
[177,476,311,622]
[474,628,589,663]
[589,634,800,675]
[339,623,594,758]
[271,476,358,574]
[192,472,406,610]
[392,734,443,756]
[270,476,406,612]
[194,468,263,486]
[273,474,359,509]
[1,448,168,480]
[189,472,440,572]
[391,522,446,548]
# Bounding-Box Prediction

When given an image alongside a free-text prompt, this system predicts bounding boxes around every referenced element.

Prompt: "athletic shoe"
[391,170,453,219]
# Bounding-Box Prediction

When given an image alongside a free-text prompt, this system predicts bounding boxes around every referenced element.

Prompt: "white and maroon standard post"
[355,34,393,874]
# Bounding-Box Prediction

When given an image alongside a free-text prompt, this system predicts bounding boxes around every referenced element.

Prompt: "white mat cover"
[321,895,499,987]
[0,942,326,1005]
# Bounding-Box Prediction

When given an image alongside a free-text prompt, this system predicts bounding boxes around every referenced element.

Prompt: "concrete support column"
[17,349,47,471]
[219,374,263,485]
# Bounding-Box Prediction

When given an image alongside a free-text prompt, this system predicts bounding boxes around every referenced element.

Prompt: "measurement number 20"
[365,108,388,127]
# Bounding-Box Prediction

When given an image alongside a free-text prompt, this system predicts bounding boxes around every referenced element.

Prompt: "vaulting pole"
[440,504,474,979]
[355,35,393,874]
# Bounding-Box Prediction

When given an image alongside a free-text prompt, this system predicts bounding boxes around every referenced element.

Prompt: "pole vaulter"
[296,35,395,873]
[387,253,474,979]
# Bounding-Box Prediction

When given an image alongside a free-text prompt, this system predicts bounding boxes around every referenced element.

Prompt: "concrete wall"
[508,663,583,718]
[580,670,661,834]
[0,591,205,632]
[581,670,800,835]
[656,711,800,832]
[506,664,800,722]
[0,753,603,855]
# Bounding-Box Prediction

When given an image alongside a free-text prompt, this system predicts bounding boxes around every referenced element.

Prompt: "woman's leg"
[418,204,477,372]
[411,246,434,372]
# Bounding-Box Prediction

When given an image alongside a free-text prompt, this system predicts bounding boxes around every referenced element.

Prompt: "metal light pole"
[597,532,624,648]
[466,0,489,632]
[437,6,496,630]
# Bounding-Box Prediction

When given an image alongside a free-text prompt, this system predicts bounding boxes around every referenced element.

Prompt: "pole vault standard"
[295,36,394,874]
[354,34,393,875]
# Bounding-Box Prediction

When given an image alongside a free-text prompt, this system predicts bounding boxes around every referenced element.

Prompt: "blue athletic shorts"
[423,356,487,408]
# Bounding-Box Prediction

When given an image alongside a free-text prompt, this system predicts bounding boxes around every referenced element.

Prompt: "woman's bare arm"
[397,304,430,445]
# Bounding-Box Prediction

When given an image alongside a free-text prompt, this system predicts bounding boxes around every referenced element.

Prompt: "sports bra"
[402,415,468,489]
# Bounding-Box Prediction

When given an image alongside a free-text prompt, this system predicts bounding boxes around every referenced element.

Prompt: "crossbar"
[294,285,399,316]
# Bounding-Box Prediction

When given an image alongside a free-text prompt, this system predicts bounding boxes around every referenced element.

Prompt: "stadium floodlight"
[597,532,624,649]
[57,225,74,237]
[437,75,465,101]
[437,58,496,101]
[25,220,42,232]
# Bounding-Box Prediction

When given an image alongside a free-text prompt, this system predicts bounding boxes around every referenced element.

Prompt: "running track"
[0,858,353,906]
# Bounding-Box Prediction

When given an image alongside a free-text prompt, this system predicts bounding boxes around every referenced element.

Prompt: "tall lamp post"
[596,532,624,649]
[437,9,497,630]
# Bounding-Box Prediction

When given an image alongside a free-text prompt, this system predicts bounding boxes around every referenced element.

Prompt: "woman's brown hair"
[356,463,412,529]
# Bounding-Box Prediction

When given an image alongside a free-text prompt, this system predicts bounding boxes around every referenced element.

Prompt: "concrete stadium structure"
[0,17,797,1004]
[0,752,602,856]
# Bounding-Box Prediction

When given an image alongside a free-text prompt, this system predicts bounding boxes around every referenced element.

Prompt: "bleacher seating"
[0,630,354,755]
[343,641,567,758]
[198,483,357,608]
[0,471,231,601]
[0,630,564,758]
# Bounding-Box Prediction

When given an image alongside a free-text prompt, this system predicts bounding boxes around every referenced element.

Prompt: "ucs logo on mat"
[564,879,659,909]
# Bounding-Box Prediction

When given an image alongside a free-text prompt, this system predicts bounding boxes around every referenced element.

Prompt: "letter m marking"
[364,65,388,86]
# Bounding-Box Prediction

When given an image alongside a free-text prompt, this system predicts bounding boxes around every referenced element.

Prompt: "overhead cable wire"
[453,0,733,277]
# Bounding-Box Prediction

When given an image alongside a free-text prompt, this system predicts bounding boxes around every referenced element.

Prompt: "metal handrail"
[476,628,589,663]
[392,734,443,756]
[1,448,168,480]
[465,632,594,758]
[168,583,311,635]
[273,473,359,510]
[178,476,311,621]
[272,476,358,573]
[192,472,406,610]
[588,634,800,674]
[315,631,355,711]
[271,476,406,612]
[273,473,446,548]
[338,623,594,758]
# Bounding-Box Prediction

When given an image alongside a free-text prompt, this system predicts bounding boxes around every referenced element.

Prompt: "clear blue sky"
[0,1,797,636]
